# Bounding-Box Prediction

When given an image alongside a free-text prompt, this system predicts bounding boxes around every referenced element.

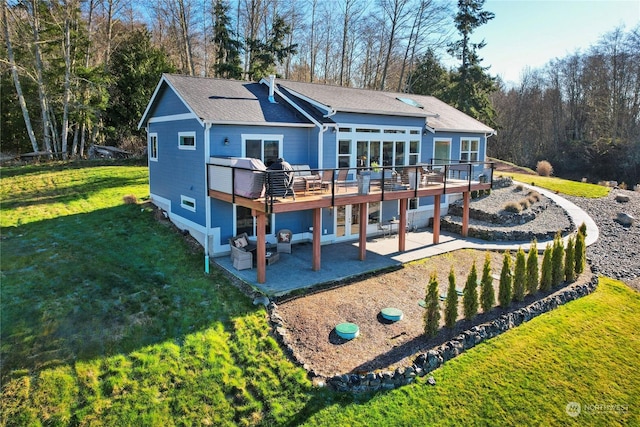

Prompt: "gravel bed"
[444,186,573,239]
[564,189,640,287]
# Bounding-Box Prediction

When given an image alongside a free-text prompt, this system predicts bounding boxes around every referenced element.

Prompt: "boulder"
[615,194,630,203]
[616,213,635,226]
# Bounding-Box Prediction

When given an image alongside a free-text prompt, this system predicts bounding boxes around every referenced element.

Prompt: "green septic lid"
[418,299,426,308]
[335,322,359,339]
[381,307,403,321]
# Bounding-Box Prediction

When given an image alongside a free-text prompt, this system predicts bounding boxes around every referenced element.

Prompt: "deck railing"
[207,160,494,212]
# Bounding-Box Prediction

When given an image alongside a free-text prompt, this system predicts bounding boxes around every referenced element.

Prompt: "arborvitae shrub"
[575,229,586,275]
[540,244,553,291]
[480,252,495,313]
[463,261,479,320]
[579,222,587,237]
[498,251,513,308]
[551,232,565,286]
[536,160,553,176]
[526,240,539,295]
[513,247,526,302]
[444,267,458,328]
[424,272,441,337]
[564,235,576,283]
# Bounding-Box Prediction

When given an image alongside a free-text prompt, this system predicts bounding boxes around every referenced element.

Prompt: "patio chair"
[276,229,293,253]
[335,168,350,192]
[319,169,334,192]
[377,222,391,238]
[229,233,255,270]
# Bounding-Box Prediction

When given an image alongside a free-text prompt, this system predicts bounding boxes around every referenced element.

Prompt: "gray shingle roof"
[277,79,495,134]
[158,74,312,125]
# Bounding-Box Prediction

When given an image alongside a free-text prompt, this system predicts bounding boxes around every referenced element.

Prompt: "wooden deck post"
[255,211,266,283]
[462,191,470,237]
[312,207,321,271]
[359,203,368,260]
[398,199,408,252]
[433,194,441,244]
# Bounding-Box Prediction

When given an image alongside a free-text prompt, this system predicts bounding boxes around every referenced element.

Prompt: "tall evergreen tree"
[540,244,553,292]
[212,0,242,79]
[445,267,458,328]
[248,15,297,80]
[480,252,495,312]
[526,240,539,295]
[498,251,513,308]
[564,235,576,282]
[407,48,450,98]
[513,247,526,302]
[575,227,587,275]
[463,261,479,320]
[551,232,565,286]
[424,272,441,337]
[446,0,497,127]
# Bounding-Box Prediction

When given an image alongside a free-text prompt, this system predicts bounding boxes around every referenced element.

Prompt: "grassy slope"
[1,163,637,426]
[494,171,610,198]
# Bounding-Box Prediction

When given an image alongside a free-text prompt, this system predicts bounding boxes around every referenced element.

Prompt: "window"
[409,140,420,165]
[149,133,158,161]
[337,126,420,169]
[181,195,196,212]
[338,139,351,168]
[236,205,272,236]
[178,131,196,150]
[460,138,479,162]
[243,134,282,166]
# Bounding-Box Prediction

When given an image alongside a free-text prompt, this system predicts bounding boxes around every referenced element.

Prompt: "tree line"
[2,1,638,185]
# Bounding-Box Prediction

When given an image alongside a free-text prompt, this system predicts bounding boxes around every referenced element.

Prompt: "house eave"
[138,75,204,130]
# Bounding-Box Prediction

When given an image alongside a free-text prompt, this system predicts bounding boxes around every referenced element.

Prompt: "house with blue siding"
[139,74,495,283]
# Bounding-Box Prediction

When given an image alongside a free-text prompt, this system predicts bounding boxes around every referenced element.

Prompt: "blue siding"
[332,112,424,128]
[149,84,191,118]
[149,118,206,226]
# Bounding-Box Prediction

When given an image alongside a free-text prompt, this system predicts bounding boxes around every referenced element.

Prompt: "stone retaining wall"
[439,216,574,242]
[269,275,598,393]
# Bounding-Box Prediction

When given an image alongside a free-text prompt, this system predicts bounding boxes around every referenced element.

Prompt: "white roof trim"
[137,74,204,130]
[205,120,314,128]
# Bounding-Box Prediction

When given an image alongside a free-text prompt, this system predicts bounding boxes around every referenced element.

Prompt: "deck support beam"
[398,199,407,252]
[312,208,321,270]
[255,211,267,283]
[433,194,441,244]
[462,191,470,237]
[358,203,368,260]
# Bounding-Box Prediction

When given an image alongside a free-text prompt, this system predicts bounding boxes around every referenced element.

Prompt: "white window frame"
[460,137,480,162]
[149,133,158,161]
[241,134,283,162]
[337,124,421,168]
[180,195,196,212]
[178,131,196,150]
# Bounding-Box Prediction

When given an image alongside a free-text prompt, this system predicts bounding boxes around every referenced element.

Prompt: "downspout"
[204,121,212,273]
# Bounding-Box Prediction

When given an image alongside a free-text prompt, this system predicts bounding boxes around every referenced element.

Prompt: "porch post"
[255,210,267,283]
[433,194,441,244]
[462,191,470,237]
[399,198,407,252]
[312,208,321,271]
[358,203,368,260]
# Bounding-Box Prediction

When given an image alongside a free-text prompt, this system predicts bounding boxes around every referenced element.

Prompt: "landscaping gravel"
[564,189,640,287]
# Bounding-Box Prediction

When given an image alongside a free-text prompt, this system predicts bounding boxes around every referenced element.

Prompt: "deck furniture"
[229,233,256,270]
[276,229,293,253]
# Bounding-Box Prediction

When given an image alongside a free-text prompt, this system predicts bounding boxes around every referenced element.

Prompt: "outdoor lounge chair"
[377,222,391,238]
[229,233,256,270]
[276,229,293,253]
[335,168,350,192]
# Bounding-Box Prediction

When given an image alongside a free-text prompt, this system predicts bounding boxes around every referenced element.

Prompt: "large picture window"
[460,138,479,162]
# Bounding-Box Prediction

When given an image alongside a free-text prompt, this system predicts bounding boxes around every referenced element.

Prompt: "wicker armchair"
[276,229,293,254]
[229,233,256,270]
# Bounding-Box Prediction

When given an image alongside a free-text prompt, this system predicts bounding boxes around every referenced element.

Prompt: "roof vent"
[268,75,276,103]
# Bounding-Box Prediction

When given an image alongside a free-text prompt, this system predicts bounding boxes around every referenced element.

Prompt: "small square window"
[179,132,196,150]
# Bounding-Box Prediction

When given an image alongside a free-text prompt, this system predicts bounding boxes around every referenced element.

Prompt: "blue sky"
[469,0,640,85]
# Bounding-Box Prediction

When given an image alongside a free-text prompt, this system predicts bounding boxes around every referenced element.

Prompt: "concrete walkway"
[213,185,599,296]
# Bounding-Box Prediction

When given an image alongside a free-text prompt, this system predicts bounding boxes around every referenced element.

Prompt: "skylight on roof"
[396,97,423,109]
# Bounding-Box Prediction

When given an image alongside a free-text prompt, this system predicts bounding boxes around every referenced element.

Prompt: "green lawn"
[496,171,610,198]
[1,163,637,426]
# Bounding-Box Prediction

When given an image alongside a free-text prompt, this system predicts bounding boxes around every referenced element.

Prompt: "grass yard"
[496,171,610,198]
[1,163,637,426]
